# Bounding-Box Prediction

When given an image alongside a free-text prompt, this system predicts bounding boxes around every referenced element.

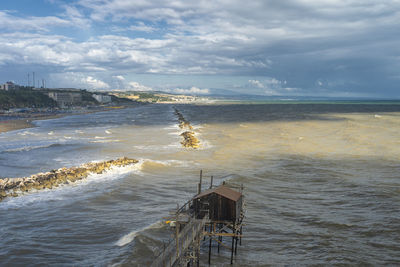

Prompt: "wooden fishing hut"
[191,173,245,265]
[151,171,245,267]
[193,185,243,223]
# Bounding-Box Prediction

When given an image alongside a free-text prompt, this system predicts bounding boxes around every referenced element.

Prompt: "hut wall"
[193,193,243,221]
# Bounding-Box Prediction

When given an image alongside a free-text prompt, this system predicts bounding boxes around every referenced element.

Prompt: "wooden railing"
[151,216,208,267]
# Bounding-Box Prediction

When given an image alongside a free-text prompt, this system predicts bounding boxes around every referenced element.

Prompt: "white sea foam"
[3,143,63,153]
[4,145,47,153]
[48,131,54,135]
[196,139,213,150]
[115,221,164,247]
[0,161,144,210]
[143,159,193,167]
[133,143,181,151]
[90,139,121,143]
[105,130,112,134]
[163,124,180,130]
[18,131,38,136]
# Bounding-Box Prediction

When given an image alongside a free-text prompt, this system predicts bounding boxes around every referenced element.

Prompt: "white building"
[92,94,112,103]
[0,81,20,91]
[48,92,82,107]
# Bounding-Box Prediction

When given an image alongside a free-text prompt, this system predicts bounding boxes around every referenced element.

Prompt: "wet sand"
[0,119,34,133]
[0,114,65,134]
[0,105,134,134]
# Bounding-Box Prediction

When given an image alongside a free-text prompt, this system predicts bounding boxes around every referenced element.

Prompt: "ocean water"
[1,102,400,266]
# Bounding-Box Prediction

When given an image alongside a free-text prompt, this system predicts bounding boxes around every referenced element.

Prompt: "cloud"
[61,5,92,29]
[127,81,153,91]
[48,72,110,90]
[1,0,400,97]
[83,76,110,89]
[129,22,156,32]
[173,87,209,95]
[0,10,79,32]
[248,80,264,88]
[113,75,125,81]
[246,78,298,96]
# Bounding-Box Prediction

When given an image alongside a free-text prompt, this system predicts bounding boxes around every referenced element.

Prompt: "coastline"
[0,113,68,133]
[0,118,34,133]
[0,105,133,134]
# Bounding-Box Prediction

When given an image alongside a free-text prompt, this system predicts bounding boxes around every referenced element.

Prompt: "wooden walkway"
[151,216,207,267]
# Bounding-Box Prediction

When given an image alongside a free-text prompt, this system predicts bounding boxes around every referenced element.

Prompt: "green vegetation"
[0,90,57,109]
[110,95,138,103]
[79,90,98,105]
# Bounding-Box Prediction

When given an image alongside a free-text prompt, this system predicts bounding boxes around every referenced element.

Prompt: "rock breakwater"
[0,157,138,202]
[174,108,200,149]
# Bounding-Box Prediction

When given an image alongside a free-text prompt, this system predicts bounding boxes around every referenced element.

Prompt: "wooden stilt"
[217,236,220,253]
[198,170,203,194]
[197,233,200,267]
[235,233,238,255]
[239,226,242,246]
[208,224,212,264]
[230,229,235,264]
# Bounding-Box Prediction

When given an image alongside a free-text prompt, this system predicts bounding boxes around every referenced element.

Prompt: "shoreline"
[0,113,65,134]
[0,105,135,134]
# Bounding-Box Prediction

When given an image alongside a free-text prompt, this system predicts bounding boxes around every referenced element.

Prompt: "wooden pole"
[230,228,235,264]
[176,203,179,260]
[198,170,203,194]
[218,223,221,253]
[197,233,200,267]
[210,176,213,189]
[235,232,238,255]
[208,223,212,264]
[240,226,242,246]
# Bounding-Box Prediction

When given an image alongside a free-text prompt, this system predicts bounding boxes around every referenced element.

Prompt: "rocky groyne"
[0,157,138,202]
[174,108,200,149]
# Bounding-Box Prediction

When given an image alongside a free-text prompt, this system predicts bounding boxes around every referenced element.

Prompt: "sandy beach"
[0,105,135,134]
[0,113,66,134]
[0,119,34,133]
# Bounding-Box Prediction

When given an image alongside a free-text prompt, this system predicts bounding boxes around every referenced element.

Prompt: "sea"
[0,101,399,266]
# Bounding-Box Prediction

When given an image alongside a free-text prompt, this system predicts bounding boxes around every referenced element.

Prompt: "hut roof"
[194,185,242,202]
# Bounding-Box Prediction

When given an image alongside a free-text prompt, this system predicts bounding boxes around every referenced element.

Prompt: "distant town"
[0,80,212,113]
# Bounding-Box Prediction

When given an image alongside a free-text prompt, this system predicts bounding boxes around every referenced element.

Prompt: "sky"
[0,0,400,98]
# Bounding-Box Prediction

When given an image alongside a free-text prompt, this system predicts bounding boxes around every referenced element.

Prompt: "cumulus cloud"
[48,72,109,90]
[127,81,153,91]
[248,80,264,88]
[83,76,110,89]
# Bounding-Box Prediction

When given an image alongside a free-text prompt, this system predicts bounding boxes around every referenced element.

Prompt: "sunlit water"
[1,103,400,266]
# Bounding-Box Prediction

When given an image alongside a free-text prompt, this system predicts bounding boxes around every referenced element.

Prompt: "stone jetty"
[174,108,200,149]
[0,157,138,202]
